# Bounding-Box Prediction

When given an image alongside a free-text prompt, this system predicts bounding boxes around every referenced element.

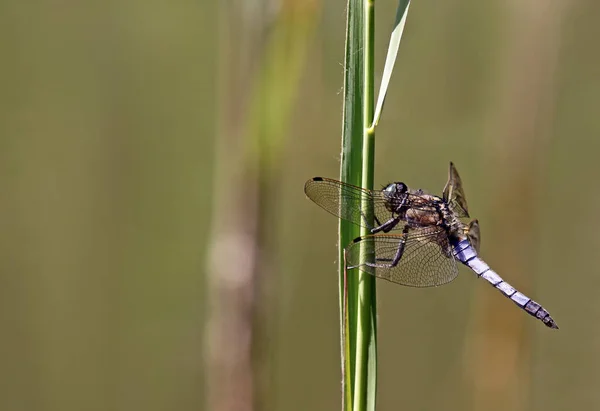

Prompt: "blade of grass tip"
[371,0,411,129]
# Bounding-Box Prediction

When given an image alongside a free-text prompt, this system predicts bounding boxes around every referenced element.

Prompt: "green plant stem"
[353,0,377,408]
[340,0,377,409]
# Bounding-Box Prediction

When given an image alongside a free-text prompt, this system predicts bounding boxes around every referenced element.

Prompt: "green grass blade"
[342,256,352,411]
[339,0,365,406]
[340,0,414,409]
[340,0,377,410]
[372,0,411,128]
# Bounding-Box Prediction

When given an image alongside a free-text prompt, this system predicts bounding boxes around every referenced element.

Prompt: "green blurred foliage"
[1,1,599,411]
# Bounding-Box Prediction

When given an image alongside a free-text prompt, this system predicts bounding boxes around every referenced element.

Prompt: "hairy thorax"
[405,194,444,227]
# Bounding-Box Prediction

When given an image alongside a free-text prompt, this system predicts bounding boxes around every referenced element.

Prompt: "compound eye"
[396,183,408,193]
[383,183,396,196]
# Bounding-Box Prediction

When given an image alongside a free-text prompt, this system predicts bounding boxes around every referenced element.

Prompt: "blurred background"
[1,0,598,410]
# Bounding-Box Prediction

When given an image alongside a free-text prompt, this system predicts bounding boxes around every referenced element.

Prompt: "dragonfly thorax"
[405,194,465,237]
[404,193,446,227]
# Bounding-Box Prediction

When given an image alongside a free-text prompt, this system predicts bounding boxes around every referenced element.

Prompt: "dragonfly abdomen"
[453,239,559,329]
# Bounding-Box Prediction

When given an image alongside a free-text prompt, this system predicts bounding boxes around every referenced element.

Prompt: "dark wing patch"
[345,227,459,287]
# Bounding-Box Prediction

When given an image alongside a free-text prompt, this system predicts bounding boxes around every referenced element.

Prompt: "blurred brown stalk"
[204,1,319,411]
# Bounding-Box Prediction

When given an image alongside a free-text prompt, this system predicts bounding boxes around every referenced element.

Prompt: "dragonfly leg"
[371,216,401,234]
[359,211,375,231]
[365,225,411,268]
[358,209,399,234]
[383,225,410,266]
[371,196,408,233]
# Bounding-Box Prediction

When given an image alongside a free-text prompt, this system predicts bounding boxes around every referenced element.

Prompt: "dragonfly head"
[382,182,408,211]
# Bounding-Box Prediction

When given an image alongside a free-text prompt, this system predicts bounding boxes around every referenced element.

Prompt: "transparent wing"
[345,227,459,287]
[442,162,469,218]
[304,177,437,232]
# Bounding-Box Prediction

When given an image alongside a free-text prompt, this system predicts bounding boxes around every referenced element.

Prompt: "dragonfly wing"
[466,219,481,254]
[442,162,470,218]
[345,227,459,287]
[304,177,403,231]
[305,177,441,232]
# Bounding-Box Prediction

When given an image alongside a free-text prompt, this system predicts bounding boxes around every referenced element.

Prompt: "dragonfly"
[304,162,558,329]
